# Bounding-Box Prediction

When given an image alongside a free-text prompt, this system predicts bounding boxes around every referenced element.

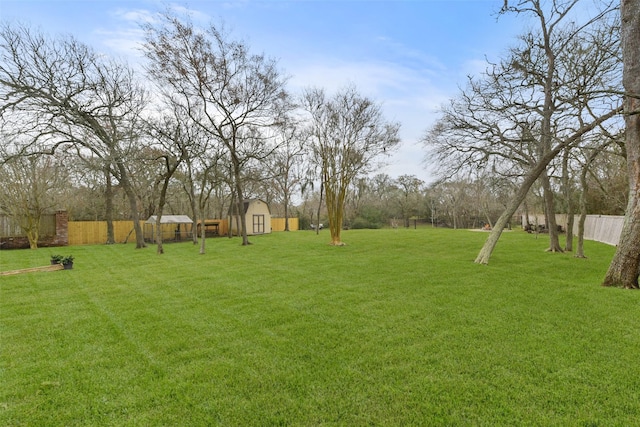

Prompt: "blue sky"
[1,0,527,183]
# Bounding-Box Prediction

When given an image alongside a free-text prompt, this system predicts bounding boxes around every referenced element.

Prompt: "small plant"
[61,255,74,265]
[50,254,63,265]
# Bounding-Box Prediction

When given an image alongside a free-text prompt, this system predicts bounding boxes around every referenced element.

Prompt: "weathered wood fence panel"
[523,214,624,246]
[0,215,22,237]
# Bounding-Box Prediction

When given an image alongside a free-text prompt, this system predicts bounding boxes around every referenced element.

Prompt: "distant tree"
[573,136,618,257]
[395,175,425,228]
[142,11,291,245]
[603,0,640,288]
[145,113,192,255]
[0,146,66,249]
[171,117,228,253]
[584,142,628,214]
[266,120,306,231]
[302,85,400,245]
[368,174,400,224]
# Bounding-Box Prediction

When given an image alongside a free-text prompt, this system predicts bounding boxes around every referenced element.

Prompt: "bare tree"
[302,85,400,245]
[394,175,425,228]
[0,144,66,249]
[603,0,640,288]
[424,0,621,264]
[170,117,227,252]
[145,113,193,254]
[266,120,306,231]
[0,23,149,248]
[142,11,290,246]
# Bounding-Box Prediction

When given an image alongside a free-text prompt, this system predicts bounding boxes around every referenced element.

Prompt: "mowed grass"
[2,228,640,425]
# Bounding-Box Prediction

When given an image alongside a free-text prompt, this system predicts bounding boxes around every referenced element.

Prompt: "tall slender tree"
[302,85,400,245]
[266,120,306,232]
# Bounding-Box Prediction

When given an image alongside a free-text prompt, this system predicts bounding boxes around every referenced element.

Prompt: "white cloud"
[374,35,447,73]
[94,28,146,59]
[112,8,158,24]
[460,58,492,79]
[287,57,448,183]
[166,3,212,22]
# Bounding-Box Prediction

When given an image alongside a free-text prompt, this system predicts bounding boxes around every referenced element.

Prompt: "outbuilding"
[144,215,194,243]
[229,199,271,236]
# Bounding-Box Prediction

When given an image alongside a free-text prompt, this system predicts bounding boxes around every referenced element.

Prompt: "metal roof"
[146,215,193,224]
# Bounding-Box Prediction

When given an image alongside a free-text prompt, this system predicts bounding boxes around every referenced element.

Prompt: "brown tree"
[266,120,306,232]
[145,113,192,255]
[142,11,290,246]
[0,23,149,248]
[302,85,400,245]
[602,0,640,288]
[424,0,621,264]
[0,147,66,249]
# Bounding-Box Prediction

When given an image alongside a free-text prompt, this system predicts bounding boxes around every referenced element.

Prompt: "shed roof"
[146,215,193,224]
[228,199,271,215]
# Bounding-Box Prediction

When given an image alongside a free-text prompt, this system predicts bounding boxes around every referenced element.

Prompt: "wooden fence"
[271,217,299,232]
[0,213,56,237]
[68,217,298,246]
[68,220,139,246]
[523,214,624,246]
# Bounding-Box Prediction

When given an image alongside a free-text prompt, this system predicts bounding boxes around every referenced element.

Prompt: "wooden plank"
[0,264,64,276]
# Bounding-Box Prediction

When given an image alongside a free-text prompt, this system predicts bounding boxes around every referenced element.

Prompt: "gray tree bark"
[602,0,640,288]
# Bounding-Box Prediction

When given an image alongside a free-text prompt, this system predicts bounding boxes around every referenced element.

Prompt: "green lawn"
[1,228,639,425]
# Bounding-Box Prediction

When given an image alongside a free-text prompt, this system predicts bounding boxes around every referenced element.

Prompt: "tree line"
[0,9,399,253]
[2,0,640,288]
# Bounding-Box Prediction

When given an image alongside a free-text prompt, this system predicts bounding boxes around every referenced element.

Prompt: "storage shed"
[144,215,193,243]
[230,199,271,235]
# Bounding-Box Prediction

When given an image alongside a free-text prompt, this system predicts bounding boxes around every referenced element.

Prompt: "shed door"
[253,214,265,234]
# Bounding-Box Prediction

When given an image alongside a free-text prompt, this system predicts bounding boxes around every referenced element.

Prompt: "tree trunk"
[187,162,198,245]
[575,168,587,258]
[284,192,290,232]
[602,0,640,288]
[116,161,146,249]
[155,215,164,255]
[199,204,207,255]
[475,154,557,264]
[26,224,39,250]
[540,169,563,252]
[475,105,622,264]
[155,171,173,255]
[228,193,235,239]
[602,202,640,288]
[523,200,531,229]
[325,178,347,246]
[104,166,115,244]
[232,158,250,246]
[316,180,324,236]
[562,148,574,252]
